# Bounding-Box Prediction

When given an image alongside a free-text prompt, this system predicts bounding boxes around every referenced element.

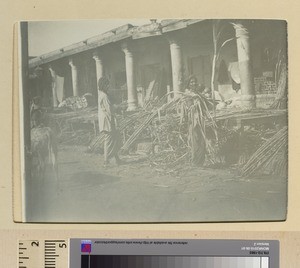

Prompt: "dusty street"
[25,145,287,223]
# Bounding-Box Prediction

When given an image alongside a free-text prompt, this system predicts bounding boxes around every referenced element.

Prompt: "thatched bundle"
[118,93,217,169]
[240,126,287,176]
[84,91,287,176]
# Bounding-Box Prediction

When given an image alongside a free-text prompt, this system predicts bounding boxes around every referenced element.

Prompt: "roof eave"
[29,19,207,69]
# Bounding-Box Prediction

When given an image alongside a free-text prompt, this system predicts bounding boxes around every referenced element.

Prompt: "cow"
[30,110,58,182]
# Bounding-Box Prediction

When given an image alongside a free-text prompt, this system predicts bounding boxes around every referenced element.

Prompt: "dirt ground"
[25,144,287,223]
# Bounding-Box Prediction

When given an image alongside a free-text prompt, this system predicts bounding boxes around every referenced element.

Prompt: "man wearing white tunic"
[97,77,121,166]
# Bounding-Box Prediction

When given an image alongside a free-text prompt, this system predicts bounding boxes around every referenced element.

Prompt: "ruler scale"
[18,239,279,268]
[18,240,68,268]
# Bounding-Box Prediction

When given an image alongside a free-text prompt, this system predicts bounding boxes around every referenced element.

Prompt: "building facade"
[29,19,287,110]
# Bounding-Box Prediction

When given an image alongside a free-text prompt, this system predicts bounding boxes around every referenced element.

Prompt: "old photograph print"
[19,19,288,222]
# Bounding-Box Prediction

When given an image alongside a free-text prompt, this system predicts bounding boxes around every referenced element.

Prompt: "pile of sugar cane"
[241,126,287,176]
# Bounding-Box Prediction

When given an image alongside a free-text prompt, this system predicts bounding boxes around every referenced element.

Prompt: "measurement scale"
[18,239,279,268]
[18,240,68,268]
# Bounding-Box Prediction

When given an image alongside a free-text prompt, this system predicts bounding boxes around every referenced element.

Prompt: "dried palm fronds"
[121,111,158,151]
[240,126,287,176]
[87,133,105,152]
[86,111,152,153]
[120,97,177,151]
[148,113,189,170]
[120,92,218,170]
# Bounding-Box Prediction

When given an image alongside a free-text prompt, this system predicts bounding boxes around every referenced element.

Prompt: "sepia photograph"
[18,19,288,222]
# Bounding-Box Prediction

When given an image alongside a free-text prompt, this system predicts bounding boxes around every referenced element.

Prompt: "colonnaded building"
[28,19,287,111]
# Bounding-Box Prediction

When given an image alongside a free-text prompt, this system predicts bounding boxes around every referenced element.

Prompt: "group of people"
[28,75,210,176]
[97,75,211,167]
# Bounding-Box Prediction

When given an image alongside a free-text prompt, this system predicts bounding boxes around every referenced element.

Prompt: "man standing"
[97,77,121,166]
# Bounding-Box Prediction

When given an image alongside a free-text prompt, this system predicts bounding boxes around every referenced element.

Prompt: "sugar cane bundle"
[122,92,218,171]
[124,93,215,147]
[121,111,159,151]
[240,126,287,176]
[148,113,189,169]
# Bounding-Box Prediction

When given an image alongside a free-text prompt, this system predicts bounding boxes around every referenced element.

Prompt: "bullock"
[30,110,58,181]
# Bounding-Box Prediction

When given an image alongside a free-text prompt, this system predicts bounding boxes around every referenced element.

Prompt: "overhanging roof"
[29,19,206,69]
[29,24,135,69]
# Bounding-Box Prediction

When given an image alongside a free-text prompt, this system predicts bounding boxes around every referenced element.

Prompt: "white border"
[18,22,26,222]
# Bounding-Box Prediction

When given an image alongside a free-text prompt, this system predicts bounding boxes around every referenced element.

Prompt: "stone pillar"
[48,66,59,107]
[122,43,138,111]
[93,52,104,83]
[168,35,184,98]
[68,58,79,96]
[234,23,255,108]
